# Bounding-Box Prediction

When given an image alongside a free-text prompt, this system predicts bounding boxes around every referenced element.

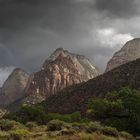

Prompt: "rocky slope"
[43,58,140,114]
[106,38,140,71]
[0,68,29,107]
[24,48,99,104]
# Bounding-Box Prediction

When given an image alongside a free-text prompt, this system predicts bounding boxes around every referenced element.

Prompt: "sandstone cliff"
[0,68,29,107]
[24,48,99,104]
[106,38,140,71]
[44,57,140,114]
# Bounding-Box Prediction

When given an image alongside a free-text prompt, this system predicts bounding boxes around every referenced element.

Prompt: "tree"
[87,87,140,135]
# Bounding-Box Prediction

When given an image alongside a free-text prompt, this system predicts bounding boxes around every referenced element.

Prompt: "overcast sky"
[0,0,140,86]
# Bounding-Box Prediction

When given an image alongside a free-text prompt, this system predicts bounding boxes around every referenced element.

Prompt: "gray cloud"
[94,0,139,18]
[0,0,140,85]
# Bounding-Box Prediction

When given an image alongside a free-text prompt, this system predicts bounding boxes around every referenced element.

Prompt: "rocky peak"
[106,38,140,71]
[47,48,69,61]
[8,68,28,77]
[43,48,98,76]
[24,48,100,104]
[0,68,29,107]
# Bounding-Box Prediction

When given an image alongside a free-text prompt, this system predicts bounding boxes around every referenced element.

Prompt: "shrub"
[79,132,95,140]
[86,121,103,133]
[0,131,10,139]
[26,122,37,130]
[46,112,81,123]
[10,129,30,140]
[70,112,81,122]
[101,135,117,140]
[102,126,119,137]
[71,122,87,131]
[120,131,133,139]
[0,119,24,131]
[47,120,67,131]
[79,132,111,140]
[60,128,75,135]
[8,105,81,124]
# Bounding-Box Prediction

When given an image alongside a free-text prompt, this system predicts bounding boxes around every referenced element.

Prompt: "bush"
[71,122,87,131]
[46,112,81,123]
[70,112,81,122]
[10,129,30,140]
[26,122,37,130]
[102,126,119,137]
[79,132,114,140]
[8,105,81,124]
[120,131,133,139]
[47,120,67,131]
[101,135,117,140]
[7,105,47,124]
[86,121,103,133]
[60,128,75,135]
[0,131,10,139]
[79,132,95,140]
[0,119,24,131]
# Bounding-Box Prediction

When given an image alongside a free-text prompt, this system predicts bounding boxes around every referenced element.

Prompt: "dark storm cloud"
[94,0,138,18]
[0,0,76,30]
[0,0,139,85]
[0,0,80,68]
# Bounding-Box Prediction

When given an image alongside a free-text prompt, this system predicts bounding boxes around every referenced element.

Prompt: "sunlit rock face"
[0,68,29,107]
[24,48,100,104]
[106,38,140,72]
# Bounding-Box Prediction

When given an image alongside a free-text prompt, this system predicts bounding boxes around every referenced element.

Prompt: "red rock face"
[44,57,140,115]
[24,49,99,104]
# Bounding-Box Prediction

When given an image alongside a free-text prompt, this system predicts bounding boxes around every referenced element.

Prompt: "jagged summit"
[47,48,70,61]
[0,49,99,108]
[44,48,100,79]
[46,48,85,62]
[106,38,140,71]
[43,48,98,75]
[24,48,100,104]
[10,68,28,76]
[0,68,29,107]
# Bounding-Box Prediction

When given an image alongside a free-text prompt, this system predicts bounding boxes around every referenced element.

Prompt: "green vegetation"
[6,87,138,138]
[0,119,133,140]
[87,87,140,135]
[8,105,81,124]
[8,105,47,124]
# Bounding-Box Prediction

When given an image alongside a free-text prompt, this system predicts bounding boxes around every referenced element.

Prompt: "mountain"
[42,58,140,114]
[24,48,99,104]
[106,38,140,71]
[0,68,29,107]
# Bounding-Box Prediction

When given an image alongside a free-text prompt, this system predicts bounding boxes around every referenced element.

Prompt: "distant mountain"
[106,38,140,71]
[0,68,29,107]
[42,58,140,114]
[24,48,99,104]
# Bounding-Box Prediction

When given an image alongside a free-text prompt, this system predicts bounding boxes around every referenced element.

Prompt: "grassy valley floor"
[0,119,133,140]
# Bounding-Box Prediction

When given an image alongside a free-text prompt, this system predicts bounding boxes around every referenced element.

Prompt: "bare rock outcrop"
[24,48,100,104]
[0,68,29,107]
[106,38,140,71]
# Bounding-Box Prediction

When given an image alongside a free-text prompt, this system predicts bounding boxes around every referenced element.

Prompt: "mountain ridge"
[22,48,100,104]
[42,57,140,114]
